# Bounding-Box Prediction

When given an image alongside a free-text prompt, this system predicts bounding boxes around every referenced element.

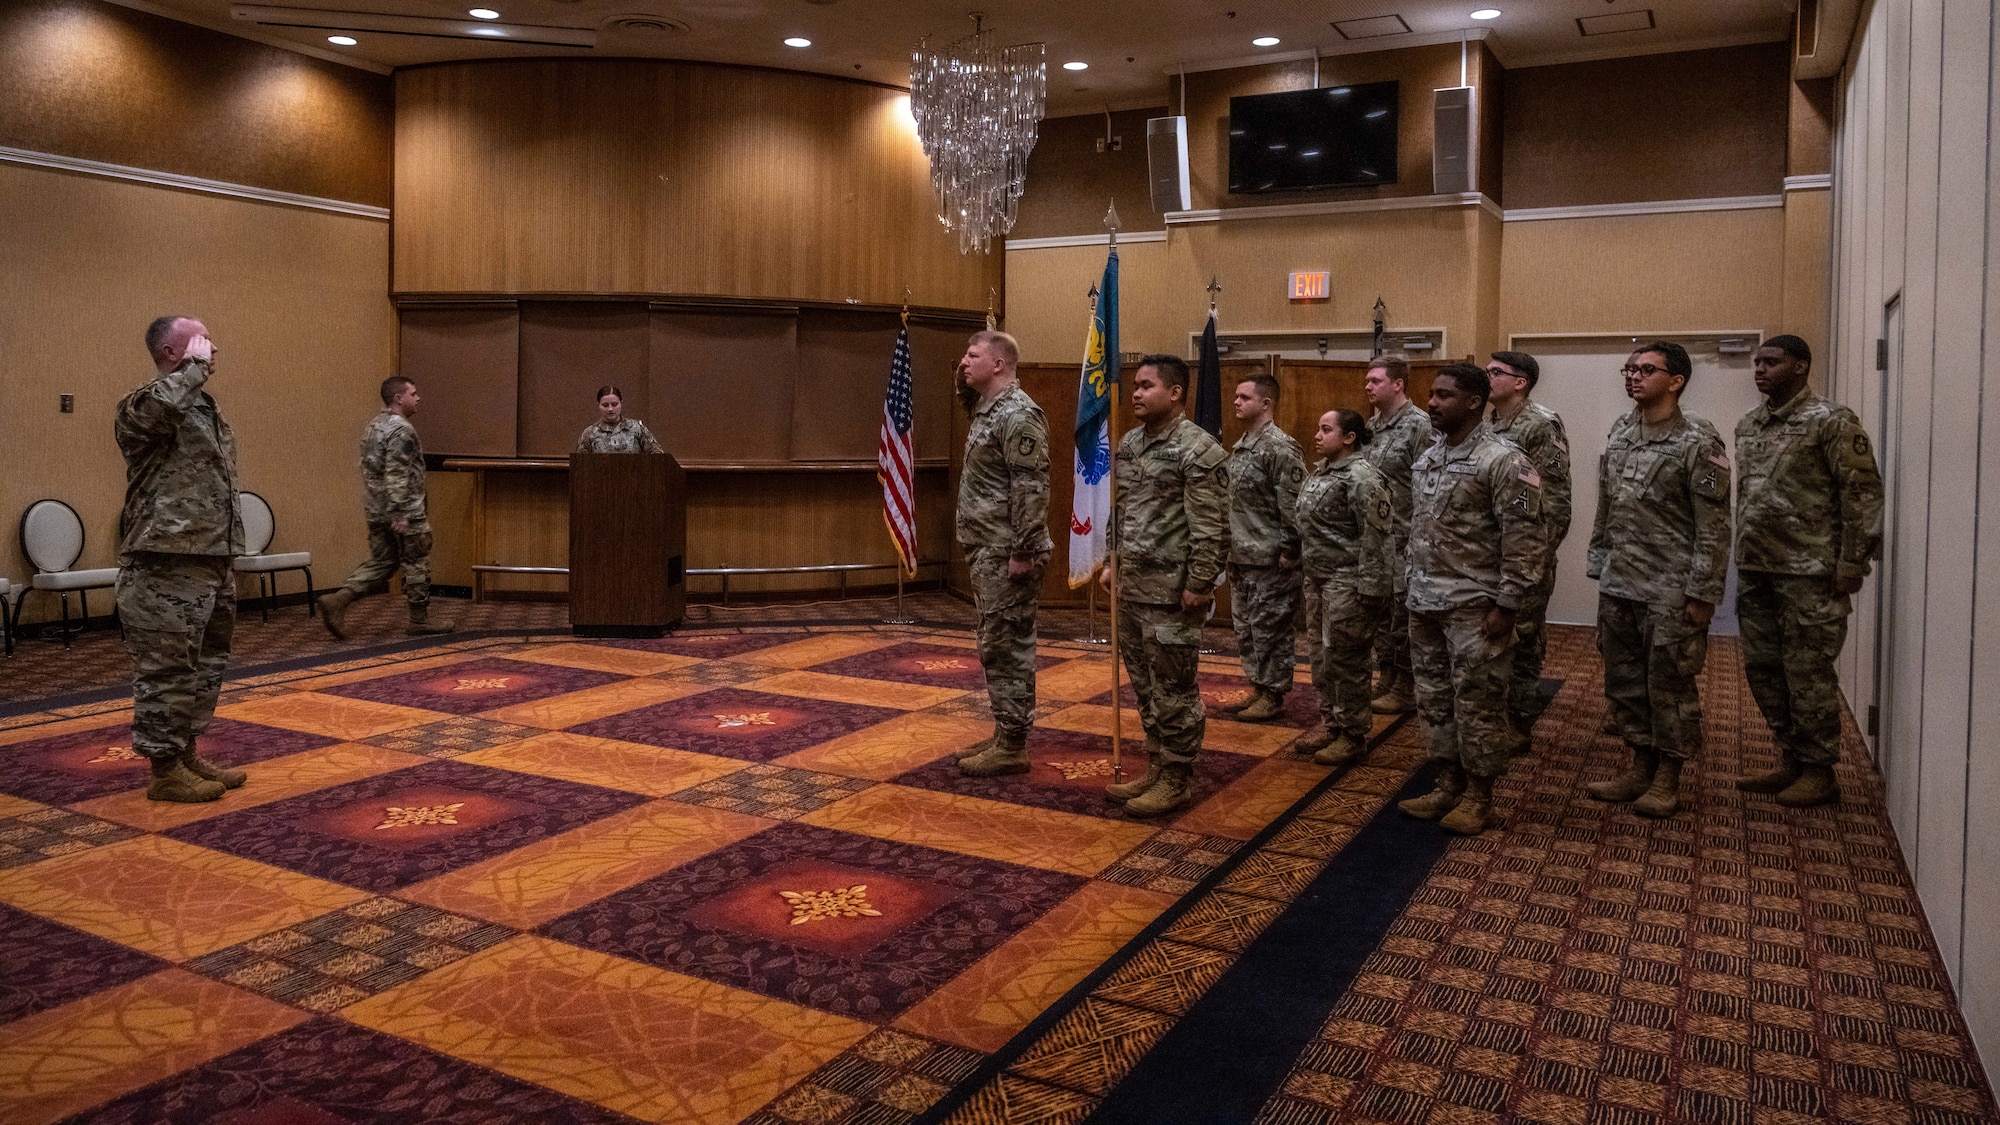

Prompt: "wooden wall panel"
[0,0,391,206]
[393,59,1002,309]
[397,307,520,458]
[518,302,650,457]
[1012,106,1172,240]
[793,310,904,461]
[648,309,797,463]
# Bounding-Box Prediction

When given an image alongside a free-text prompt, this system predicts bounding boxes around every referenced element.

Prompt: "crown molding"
[0,146,389,220]
[1784,173,1834,191]
[1165,191,1501,226]
[1004,230,1170,250]
[1502,195,1783,222]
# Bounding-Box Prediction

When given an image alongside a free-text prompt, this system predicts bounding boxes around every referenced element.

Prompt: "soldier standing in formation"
[952,331,1054,778]
[1101,355,1231,818]
[574,385,664,453]
[1586,341,1732,818]
[1484,350,1572,754]
[1361,354,1433,716]
[1221,373,1306,723]
[1396,364,1547,835]
[1732,335,1883,807]
[1294,409,1393,769]
[114,316,250,803]
[318,377,454,639]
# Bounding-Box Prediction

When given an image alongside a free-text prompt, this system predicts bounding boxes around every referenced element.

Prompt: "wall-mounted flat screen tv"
[1227,81,1400,194]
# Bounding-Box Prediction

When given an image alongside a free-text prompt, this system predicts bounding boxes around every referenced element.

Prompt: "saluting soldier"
[952,330,1054,777]
[115,316,253,803]
[1586,341,1732,818]
[319,377,453,638]
[1362,354,1434,715]
[1395,364,1547,836]
[1221,373,1306,723]
[1293,409,1393,769]
[1100,354,1231,817]
[1732,335,1883,807]
[574,384,663,453]
[1485,350,1573,753]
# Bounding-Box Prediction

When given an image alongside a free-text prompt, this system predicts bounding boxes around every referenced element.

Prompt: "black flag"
[1194,314,1223,438]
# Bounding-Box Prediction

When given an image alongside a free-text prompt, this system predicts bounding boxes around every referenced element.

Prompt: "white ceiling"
[119,0,1797,115]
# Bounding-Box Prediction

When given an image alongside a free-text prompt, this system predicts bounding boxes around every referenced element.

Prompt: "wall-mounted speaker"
[1147,116,1192,214]
[1432,86,1476,195]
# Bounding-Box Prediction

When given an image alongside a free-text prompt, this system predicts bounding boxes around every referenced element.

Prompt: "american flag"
[878,324,917,576]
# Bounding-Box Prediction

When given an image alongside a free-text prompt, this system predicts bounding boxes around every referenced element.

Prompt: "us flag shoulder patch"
[1710,452,1732,470]
[1519,468,1542,488]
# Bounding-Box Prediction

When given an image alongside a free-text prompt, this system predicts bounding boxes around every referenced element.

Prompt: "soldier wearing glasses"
[1484,351,1572,754]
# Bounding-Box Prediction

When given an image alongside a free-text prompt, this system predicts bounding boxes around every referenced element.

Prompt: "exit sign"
[1289,271,1330,301]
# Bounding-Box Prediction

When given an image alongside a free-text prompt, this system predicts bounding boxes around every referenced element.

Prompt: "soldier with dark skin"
[1586,341,1732,818]
[574,385,663,453]
[114,315,251,803]
[1395,364,1547,835]
[1221,373,1305,723]
[1732,335,1883,807]
[1099,355,1231,817]
[1362,354,1433,715]
[1485,350,1573,753]
[1293,409,1393,768]
[318,377,454,639]
[952,330,1054,777]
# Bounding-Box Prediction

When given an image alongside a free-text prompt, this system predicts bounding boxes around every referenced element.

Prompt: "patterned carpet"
[1,621,1993,1125]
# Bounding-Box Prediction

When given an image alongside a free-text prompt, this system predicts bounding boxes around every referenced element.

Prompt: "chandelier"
[910,15,1046,254]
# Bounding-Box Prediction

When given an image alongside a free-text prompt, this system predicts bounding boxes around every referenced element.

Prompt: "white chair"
[233,491,315,622]
[19,500,120,648]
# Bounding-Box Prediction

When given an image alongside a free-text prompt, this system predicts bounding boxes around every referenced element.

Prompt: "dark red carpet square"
[0,718,336,805]
[809,641,1063,690]
[538,821,1084,1021]
[567,687,901,762]
[0,902,168,1023]
[893,729,1261,822]
[319,657,624,716]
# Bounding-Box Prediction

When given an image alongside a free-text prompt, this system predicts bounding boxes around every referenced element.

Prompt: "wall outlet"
[60,394,73,413]
[1096,135,1122,152]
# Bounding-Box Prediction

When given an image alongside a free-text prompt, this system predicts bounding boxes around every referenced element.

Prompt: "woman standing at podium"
[574,385,663,454]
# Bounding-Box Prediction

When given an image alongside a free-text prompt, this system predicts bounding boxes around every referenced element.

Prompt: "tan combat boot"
[1124,763,1192,818]
[1294,721,1337,754]
[959,730,1031,778]
[148,758,225,803]
[1736,751,1802,794]
[1371,672,1415,715]
[1104,753,1162,802]
[406,603,456,637]
[1631,756,1684,818]
[1439,773,1495,835]
[1398,765,1466,820]
[956,731,997,762]
[317,588,356,639]
[1313,733,1368,769]
[1775,765,1840,808]
[179,745,246,789]
[1235,689,1285,723]
[1587,747,1659,803]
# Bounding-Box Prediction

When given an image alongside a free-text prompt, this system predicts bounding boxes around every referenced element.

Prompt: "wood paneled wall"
[0,0,391,205]
[393,59,1002,308]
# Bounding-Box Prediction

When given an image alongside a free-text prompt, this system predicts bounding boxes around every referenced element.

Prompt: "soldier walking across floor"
[1361,354,1434,715]
[113,315,252,803]
[951,330,1054,778]
[1293,409,1393,770]
[1394,364,1547,836]
[1732,335,1884,808]
[318,377,454,639]
[1586,341,1732,818]
[1484,350,1573,754]
[1221,373,1306,723]
[1101,355,1231,818]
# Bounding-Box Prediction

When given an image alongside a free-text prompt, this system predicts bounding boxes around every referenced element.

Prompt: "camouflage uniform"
[1227,421,1306,697]
[340,411,433,609]
[1406,423,1547,778]
[957,383,1054,736]
[575,418,663,454]
[1115,416,1231,766]
[1588,409,1732,761]
[113,357,245,762]
[1364,400,1434,683]
[1296,454,1393,741]
[1489,398,1573,730]
[1734,390,1884,766]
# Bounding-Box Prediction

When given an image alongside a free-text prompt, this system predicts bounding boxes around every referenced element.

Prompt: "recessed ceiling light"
[1062,60,1087,70]
[1251,36,1281,46]
[784,36,811,47]
[327,34,357,44]
[1470,8,1501,19]
[469,8,499,18]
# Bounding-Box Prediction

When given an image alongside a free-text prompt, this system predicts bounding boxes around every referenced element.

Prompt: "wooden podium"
[568,453,687,636]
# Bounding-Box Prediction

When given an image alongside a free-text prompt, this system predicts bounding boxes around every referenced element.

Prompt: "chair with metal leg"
[0,578,18,655]
[19,500,120,648]
[231,491,314,623]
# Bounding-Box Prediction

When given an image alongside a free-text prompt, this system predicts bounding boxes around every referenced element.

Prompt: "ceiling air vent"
[1332,15,1412,40]
[604,14,690,35]
[1577,9,1655,36]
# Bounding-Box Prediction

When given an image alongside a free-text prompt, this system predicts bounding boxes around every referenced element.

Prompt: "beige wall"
[0,162,391,622]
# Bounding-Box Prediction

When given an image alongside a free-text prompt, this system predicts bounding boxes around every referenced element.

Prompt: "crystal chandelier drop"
[910,15,1046,254]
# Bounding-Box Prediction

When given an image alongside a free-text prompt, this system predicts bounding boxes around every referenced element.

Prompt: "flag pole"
[1104,202,1124,785]
[885,287,917,625]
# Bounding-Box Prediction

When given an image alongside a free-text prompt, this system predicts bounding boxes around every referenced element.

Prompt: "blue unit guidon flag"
[1069,246,1120,588]
[878,323,917,576]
